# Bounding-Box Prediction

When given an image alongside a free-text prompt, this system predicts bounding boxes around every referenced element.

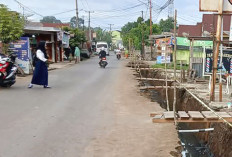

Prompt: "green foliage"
[159,17,174,32]
[70,16,84,28]
[67,28,86,48]
[0,4,25,53]
[40,16,61,23]
[121,17,162,50]
[94,27,112,46]
[152,63,189,70]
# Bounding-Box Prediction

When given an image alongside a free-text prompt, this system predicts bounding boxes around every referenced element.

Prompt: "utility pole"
[82,16,85,31]
[210,0,224,101]
[86,11,94,41]
[141,11,145,59]
[149,0,153,59]
[75,0,78,28]
[108,24,114,50]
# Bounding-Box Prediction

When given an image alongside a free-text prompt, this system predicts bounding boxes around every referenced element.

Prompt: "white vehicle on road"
[96,42,109,56]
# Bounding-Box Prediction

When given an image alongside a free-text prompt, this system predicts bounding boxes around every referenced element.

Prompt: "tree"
[62,27,86,48]
[70,16,84,28]
[0,4,25,54]
[121,17,161,50]
[159,17,174,32]
[94,27,112,46]
[40,16,61,23]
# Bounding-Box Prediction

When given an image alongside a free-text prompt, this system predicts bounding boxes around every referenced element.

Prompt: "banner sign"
[200,0,232,13]
[10,37,31,74]
[177,37,213,47]
[205,49,232,74]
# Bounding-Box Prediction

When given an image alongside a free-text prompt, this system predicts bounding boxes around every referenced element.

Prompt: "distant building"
[112,31,123,49]
[178,14,232,37]
[23,22,70,63]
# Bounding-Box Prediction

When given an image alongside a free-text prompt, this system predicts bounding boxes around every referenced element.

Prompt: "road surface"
[0,52,178,157]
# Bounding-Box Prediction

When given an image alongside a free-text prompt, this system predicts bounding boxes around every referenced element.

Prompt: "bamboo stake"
[165,44,170,111]
[173,10,177,125]
[210,0,224,101]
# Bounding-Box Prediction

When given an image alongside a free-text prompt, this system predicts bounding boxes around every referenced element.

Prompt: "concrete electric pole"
[108,24,114,49]
[86,11,94,41]
[75,0,79,28]
[149,0,153,58]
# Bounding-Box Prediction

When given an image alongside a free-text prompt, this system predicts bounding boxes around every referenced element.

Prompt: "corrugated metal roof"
[24,26,61,32]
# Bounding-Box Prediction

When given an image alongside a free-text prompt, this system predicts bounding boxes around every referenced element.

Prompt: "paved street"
[0,52,178,157]
[0,52,122,157]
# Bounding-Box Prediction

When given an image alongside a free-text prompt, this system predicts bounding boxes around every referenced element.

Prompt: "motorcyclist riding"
[99,47,107,59]
[99,47,108,67]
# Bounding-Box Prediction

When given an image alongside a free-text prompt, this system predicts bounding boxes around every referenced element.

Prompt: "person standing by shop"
[74,46,81,64]
[28,41,51,88]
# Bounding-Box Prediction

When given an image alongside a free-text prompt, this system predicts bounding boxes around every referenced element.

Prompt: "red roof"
[202,14,231,33]
[178,14,232,37]
[178,23,202,37]
[42,23,70,28]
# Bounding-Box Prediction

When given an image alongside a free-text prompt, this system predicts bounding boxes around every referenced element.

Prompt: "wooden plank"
[178,111,189,119]
[140,86,173,90]
[216,112,231,118]
[150,112,162,117]
[164,112,175,119]
[153,115,163,119]
[188,111,204,119]
[152,118,232,123]
[202,111,219,120]
[136,78,174,82]
[228,112,232,117]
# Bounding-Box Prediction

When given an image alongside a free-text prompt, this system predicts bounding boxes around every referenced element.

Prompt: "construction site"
[121,1,232,156]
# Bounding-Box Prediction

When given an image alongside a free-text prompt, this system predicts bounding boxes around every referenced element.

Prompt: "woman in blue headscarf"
[28,41,51,88]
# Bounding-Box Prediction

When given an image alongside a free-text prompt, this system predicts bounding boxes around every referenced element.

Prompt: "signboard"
[57,31,70,48]
[229,16,232,41]
[157,54,171,64]
[200,0,232,13]
[10,37,31,74]
[205,49,232,74]
[177,37,213,47]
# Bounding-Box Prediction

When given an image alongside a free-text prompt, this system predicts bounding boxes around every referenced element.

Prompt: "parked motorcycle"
[99,57,108,68]
[0,53,18,87]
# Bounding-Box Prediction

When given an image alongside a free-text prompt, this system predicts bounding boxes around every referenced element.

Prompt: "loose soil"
[82,61,179,157]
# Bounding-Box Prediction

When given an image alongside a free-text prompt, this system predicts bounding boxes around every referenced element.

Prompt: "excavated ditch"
[138,68,232,157]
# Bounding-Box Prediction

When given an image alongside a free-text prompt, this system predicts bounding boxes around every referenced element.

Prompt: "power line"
[94,3,145,13]
[13,0,44,17]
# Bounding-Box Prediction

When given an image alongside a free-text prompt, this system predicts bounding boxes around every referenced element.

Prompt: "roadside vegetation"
[121,17,174,50]
[152,63,189,70]
[0,4,25,54]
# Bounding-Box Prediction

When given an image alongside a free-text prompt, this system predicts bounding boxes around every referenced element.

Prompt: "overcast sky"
[0,0,204,30]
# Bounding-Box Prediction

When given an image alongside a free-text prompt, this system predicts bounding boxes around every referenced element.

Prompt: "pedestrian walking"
[74,46,81,64]
[28,41,51,88]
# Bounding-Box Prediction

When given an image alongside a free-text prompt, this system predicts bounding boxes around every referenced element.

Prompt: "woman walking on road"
[28,41,51,88]
[74,46,80,64]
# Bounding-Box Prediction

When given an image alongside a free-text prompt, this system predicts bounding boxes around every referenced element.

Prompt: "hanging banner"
[205,49,232,74]
[10,37,31,74]
[200,0,232,13]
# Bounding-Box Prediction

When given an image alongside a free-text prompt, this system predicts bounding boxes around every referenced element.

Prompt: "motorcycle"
[0,53,18,87]
[99,57,108,68]
[116,53,121,60]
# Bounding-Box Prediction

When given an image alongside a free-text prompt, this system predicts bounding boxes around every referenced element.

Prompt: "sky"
[0,0,204,30]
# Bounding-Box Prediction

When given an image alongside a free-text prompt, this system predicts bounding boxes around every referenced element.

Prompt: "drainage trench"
[139,68,214,157]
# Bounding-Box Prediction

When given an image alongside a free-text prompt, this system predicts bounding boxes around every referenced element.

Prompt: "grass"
[152,63,189,70]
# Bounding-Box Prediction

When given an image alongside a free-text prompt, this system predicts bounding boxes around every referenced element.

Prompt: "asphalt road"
[0,52,122,157]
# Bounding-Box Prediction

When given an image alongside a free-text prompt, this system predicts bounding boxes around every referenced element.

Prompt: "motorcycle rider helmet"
[101,47,105,51]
